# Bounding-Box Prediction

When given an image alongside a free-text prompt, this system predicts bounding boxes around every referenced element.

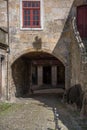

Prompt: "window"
[77,5,87,39]
[21,0,43,29]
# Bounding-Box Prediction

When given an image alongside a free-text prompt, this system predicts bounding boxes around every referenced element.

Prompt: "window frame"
[20,0,44,30]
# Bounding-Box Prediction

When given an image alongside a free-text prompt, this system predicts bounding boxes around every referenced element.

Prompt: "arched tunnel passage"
[12,52,65,97]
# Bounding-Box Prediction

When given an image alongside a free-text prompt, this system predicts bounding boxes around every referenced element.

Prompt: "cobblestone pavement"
[0,94,87,130]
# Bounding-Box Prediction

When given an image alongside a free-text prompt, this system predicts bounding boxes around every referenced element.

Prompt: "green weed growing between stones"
[0,103,12,113]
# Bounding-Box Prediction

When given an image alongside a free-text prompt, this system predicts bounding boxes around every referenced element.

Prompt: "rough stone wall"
[70,0,87,91]
[7,0,87,100]
[0,29,6,44]
[12,58,29,97]
[0,28,8,100]
[0,0,7,29]
[8,0,75,98]
[8,0,74,63]
[7,0,75,99]
[85,65,87,91]
[70,29,81,87]
[0,0,85,103]
[83,64,87,92]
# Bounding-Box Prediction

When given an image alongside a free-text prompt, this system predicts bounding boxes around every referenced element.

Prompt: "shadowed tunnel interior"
[12,52,65,97]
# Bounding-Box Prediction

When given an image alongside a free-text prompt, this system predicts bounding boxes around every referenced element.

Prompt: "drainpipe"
[6,0,10,100]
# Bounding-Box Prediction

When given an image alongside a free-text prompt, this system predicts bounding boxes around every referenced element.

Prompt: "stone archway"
[11,48,66,66]
[11,51,66,97]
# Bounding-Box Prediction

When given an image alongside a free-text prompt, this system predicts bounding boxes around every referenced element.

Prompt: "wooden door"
[77,5,87,39]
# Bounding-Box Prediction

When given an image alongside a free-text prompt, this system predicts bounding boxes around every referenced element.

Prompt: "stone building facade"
[0,28,8,100]
[0,0,87,100]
